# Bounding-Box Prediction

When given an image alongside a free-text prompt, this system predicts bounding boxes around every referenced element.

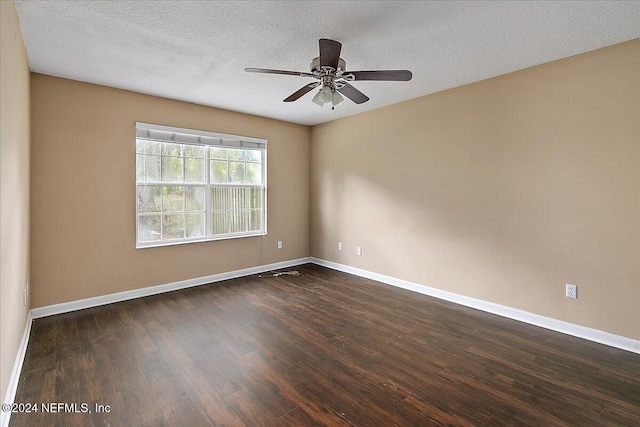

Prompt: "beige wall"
[311,40,640,340]
[1,1,31,403]
[30,75,310,308]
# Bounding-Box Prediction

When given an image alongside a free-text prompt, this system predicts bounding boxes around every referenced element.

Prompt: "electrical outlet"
[277,241,283,249]
[23,289,27,306]
[338,242,343,251]
[356,247,362,256]
[566,284,577,299]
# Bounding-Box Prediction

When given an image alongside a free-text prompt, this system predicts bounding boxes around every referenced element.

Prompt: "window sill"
[136,232,267,249]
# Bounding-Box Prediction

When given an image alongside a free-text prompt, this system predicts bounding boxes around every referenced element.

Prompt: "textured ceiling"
[14,1,640,126]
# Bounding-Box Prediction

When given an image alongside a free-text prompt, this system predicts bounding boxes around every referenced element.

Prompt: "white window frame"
[135,122,267,249]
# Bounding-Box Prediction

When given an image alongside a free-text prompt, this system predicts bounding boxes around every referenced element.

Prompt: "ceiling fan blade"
[245,68,314,78]
[337,83,369,104]
[319,39,342,69]
[283,82,320,102]
[347,70,413,81]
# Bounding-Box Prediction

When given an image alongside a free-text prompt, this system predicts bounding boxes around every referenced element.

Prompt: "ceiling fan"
[245,39,412,109]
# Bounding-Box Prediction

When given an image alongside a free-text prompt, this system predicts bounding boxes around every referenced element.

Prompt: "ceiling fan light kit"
[312,86,330,106]
[245,38,412,109]
[331,90,344,107]
[312,85,344,109]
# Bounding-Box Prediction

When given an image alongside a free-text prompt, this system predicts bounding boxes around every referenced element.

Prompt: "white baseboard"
[31,257,312,319]
[1,311,33,427]
[310,257,640,355]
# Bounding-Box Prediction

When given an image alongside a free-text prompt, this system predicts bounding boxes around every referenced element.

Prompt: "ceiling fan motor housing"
[311,57,349,90]
[311,57,346,74]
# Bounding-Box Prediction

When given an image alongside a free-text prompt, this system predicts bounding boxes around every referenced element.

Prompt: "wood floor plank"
[10,264,640,426]
[276,406,322,427]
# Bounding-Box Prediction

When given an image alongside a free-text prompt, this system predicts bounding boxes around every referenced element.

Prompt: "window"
[135,123,266,248]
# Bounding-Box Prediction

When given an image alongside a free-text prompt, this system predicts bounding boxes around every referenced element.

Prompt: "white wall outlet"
[338,242,343,251]
[23,289,27,306]
[356,247,362,256]
[566,284,577,299]
[277,241,283,249]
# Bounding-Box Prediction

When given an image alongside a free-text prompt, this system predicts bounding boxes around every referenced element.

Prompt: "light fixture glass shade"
[332,90,344,107]
[312,89,325,106]
[320,86,333,103]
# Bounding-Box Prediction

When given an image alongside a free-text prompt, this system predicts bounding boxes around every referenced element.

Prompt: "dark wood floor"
[11,264,640,426]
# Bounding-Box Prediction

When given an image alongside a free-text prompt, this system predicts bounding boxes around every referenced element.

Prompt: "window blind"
[136,122,267,150]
